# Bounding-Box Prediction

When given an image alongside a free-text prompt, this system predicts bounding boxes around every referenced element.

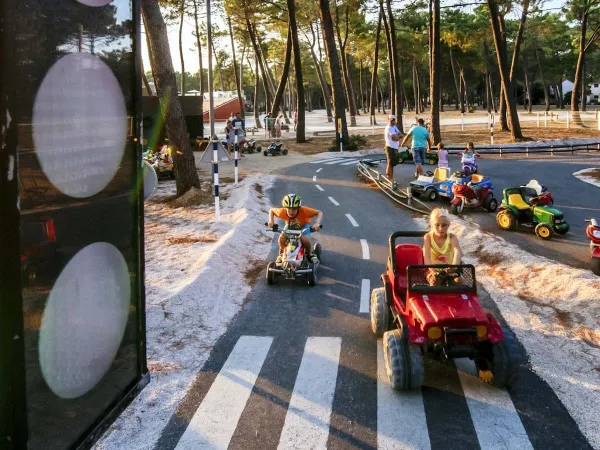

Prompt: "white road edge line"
[313,175,317,182]
[315,184,324,192]
[360,279,370,313]
[175,336,273,450]
[316,168,323,173]
[454,359,533,450]
[377,340,431,449]
[346,214,359,227]
[278,337,342,450]
[328,197,340,206]
[360,239,370,260]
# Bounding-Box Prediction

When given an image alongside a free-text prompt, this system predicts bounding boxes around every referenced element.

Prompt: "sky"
[142,0,569,78]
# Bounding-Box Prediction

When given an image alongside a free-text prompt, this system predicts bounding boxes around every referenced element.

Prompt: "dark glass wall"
[1,1,148,449]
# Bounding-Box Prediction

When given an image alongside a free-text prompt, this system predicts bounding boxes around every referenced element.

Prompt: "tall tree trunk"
[211,41,225,91]
[386,0,404,127]
[380,2,395,115]
[533,39,550,111]
[497,15,509,130]
[487,0,523,139]
[334,3,358,126]
[557,81,564,109]
[319,0,349,144]
[360,60,365,113]
[309,23,333,122]
[270,28,292,118]
[178,0,186,95]
[193,0,204,128]
[253,53,262,127]
[450,47,461,110]
[486,72,491,112]
[141,58,153,96]
[369,12,383,125]
[246,17,275,112]
[141,0,200,196]
[287,0,305,142]
[581,61,587,112]
[428,0,441,143]
[412,59,419,114]
[460,67,470,111]
[523,52,533,112]
[228,17,244,117]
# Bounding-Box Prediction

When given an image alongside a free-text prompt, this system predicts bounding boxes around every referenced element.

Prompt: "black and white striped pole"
[234,126,239,184]
[489,113,494,145]
[207,0,219,222]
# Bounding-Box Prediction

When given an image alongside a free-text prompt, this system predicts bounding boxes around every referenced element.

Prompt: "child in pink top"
[436,143,449,169]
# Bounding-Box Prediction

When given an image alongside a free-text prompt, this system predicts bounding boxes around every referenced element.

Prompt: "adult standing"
[384,114,401,185]
[401,118,431,179]
[232,111,246,147]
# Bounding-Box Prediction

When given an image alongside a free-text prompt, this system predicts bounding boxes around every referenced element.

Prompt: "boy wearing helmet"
[267,194,323,263]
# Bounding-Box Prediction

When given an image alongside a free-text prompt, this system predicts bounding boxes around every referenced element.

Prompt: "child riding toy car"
[586,218,600,275]
[520,180,554,206]
[263,142,288,156]
[496,186,569,239]
[450,174,497,214]
[409,167,450,201]
[370,231,513,391]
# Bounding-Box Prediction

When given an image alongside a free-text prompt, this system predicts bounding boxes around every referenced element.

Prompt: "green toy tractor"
[496,186,569,239]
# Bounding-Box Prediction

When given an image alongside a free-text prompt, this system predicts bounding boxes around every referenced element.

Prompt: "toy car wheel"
[535,223,553,240]
[484,195,498,212]
[370,287,389,337]
[426,188,438,202]
[450,202,463,215]
[307,265,317,286]
[282,149,288,155]
[313,243,322,263]
[266,262,276,285]
[383,330,424,391]
[428,158,436,165]
[592,258,600,276]
[476,341,514,388]
[547,199,554,206]
[555,227,569,235]
[257,146,262,152]
[263,150,268,156]
[496,210,516,230]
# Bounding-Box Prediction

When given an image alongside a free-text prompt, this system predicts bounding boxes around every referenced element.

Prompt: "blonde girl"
[423,208,462,265]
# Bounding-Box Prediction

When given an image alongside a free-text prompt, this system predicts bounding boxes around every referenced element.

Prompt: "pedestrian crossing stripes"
[310,158,360,166]
[172,335,534,450]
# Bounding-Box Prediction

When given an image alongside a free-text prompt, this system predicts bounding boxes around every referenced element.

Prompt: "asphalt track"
[154,154,596,449]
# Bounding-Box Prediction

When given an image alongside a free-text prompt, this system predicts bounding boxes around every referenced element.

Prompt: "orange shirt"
[272,206,318,229]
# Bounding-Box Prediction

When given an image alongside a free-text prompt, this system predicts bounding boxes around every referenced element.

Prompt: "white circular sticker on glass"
[39,242,131,399]
[76,0,113,6]
[32,52,127,198]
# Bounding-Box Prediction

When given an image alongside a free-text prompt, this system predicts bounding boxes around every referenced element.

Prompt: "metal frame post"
[234,128,239,184]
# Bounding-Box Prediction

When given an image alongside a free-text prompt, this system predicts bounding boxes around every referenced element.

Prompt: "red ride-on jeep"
[370,231,513,391]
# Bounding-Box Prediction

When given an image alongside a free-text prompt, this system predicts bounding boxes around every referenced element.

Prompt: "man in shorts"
[401,118,431,178]
[384,114,402,185]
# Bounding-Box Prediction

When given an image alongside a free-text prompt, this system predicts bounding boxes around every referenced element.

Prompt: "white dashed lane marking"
[328,197,340,206]
[346,214,359,227]
[360,239,370,260]
[360,279,370,313]
[315,185,324,192]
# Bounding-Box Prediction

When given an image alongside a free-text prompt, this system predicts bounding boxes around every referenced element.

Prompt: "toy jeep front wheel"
[497,210,516,230]
[535,223,553,240]
[426,188,438,201]
[476,341,514,388]
[383,330,424,391]
[370,287,389,338]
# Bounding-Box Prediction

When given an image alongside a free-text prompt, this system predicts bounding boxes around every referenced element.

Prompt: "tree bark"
[334,3,358,126]
[141,58,153,96]
[533,39,550,111]
[319,0,349,144]
[369,11,383,125]
[211,39,225,91]
[228,17,244,117]
[380,2,395,115]
[412,59,419,113]
[428,0,441,143]
[287,0,305,142]
[178,0,186,95]
[253,53,262,127]
[523,52,532,112]
[581,61,587,112]
[193,0,204,128]
[497,15,509,130]
[487,0,523,139]
[450,47,461,110]
[386,0,404,128]
[309,22,333,122]
[270,28,292,118]
[141,0,200,196]
[247,18,275,112]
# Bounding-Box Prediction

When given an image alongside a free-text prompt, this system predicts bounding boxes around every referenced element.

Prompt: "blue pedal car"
[409,168,451,201]
[438,172,493,200]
